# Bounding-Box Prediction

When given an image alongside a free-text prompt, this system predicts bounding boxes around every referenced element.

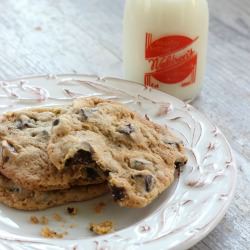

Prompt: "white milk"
[123,0,209,101]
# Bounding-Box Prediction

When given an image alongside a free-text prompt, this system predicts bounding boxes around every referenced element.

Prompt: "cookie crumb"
[30,216,39,224]
[29,215,48,225]
[89,221,113,235]
[69,224,77,228]
[94,202,106,214]
[40,216,49,225]
[40,227,65,239]
[53,213,63,222]
[67,207,77,215]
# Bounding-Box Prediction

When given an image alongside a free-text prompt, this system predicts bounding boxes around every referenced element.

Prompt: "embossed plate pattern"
[0,75,237,250]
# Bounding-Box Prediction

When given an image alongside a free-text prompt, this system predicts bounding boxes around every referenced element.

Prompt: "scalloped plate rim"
[0,74,237,250]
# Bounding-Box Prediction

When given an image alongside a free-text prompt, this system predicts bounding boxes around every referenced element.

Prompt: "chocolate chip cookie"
[48,98,187,208]
[0,174,108,210]
[0,107,105,191]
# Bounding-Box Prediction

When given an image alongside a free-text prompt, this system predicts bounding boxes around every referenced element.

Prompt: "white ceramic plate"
[0,75,237,250]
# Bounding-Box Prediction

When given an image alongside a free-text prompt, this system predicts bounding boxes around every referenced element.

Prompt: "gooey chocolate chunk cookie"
[48,98,187,208]
[0,107,105,191]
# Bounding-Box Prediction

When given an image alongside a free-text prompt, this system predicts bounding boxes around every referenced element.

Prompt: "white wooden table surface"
[0,0,249,249]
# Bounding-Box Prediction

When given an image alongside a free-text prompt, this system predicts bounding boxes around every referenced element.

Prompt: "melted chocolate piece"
[65,149,93,167]
[104,170,110,177]
[31,132,37,137]
[16,120,24,129]
[79,109,88,121]
[78,108,98,122]
[86,167,99,179]
[67,207,77,215]
[52,119,60,126]
[163,139,184,151]
[117,123,135,135]
[31,130,49,139]
[31,116,38,122]
[164,141,179,146]
[111,186,126,201]
[175,160,187,177]
[175,160,187,169]
[133,174,155,192]
[2,141,17,153]
[16,119,35,130]
[41,130,50,138]
[130,158,153,170]
[8,187,21,193]
[144,175,154,192]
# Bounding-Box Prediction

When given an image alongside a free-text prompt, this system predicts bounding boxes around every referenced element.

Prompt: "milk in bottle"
[123,0,209,101]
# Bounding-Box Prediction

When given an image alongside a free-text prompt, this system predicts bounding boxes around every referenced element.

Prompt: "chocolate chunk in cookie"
[129,158,153,171]
[52,119,60,126]
[65,149,93,167]
[111,186,126,201]
[86,167,100,179]
[132,174,155,193]
[117,123,135,135]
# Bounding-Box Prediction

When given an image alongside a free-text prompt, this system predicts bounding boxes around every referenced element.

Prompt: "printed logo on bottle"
[145,33,199,88]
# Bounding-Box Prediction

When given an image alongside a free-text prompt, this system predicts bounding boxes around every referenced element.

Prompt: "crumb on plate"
[30,216,39,224]
[29,215,48,225]
[40,227,66,239]
[40,216,49,225]
[94,202,106,214]
[67,207,77,215]
[89,221,113,235]
[53,213,63,222]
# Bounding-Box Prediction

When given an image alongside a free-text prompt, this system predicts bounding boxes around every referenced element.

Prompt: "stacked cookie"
[0,98,187,210]
[0,105,108,210]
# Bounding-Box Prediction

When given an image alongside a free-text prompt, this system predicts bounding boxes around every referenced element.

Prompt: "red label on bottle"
[145,33,199,88]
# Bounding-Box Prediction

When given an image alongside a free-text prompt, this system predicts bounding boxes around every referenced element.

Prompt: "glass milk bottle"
[123,0,209,102]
